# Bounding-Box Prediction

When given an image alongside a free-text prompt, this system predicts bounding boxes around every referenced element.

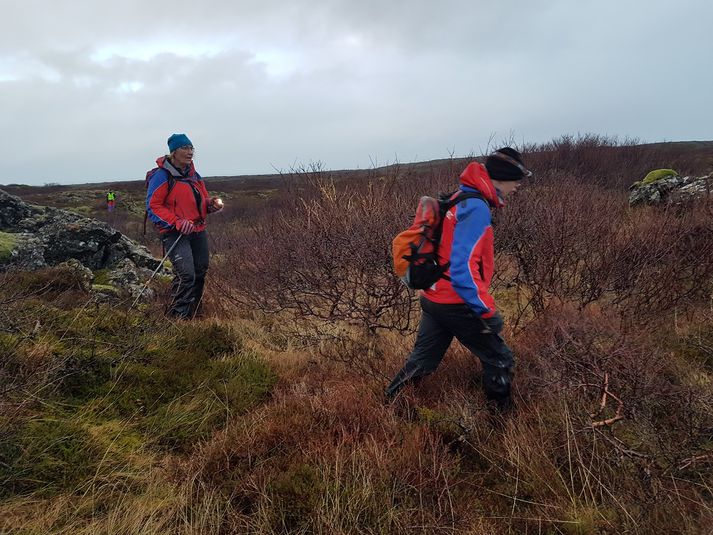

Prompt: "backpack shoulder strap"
[431,190,487,279]
[440,190,485,214]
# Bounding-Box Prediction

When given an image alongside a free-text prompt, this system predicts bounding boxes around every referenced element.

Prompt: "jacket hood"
[459,162,503,207]
[156,155,197,178]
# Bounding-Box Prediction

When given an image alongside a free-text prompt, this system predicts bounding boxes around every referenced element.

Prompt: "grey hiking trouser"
[161,230,209,319]
[386,297,514,403]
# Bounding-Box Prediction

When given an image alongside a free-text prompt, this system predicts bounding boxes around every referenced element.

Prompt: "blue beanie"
[167,133,193,152]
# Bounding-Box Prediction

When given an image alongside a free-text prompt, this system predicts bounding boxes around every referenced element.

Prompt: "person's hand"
[466,308,494,334]
[175,218,196,235]
[208,197,224,213]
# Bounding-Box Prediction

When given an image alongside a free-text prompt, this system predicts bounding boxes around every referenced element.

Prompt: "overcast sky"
[2,0,712,185]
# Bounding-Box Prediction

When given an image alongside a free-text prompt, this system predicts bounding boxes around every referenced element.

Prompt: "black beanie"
[485,147,530,181]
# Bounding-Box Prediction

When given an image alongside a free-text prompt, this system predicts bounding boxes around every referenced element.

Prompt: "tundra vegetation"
[1,135,712,534]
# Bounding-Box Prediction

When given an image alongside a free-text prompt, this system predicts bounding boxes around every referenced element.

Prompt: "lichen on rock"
[629,172,712,207]
[0,188,168,302]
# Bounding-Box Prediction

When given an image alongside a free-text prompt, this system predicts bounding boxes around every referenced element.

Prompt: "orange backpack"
[392,191,483,289]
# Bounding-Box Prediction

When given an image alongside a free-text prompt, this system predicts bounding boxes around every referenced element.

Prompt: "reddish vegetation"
[203,135,713,532]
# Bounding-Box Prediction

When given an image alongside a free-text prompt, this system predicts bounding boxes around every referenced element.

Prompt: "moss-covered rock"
[642,168,678,184]
[92,268,111,285]
[0,230,18,262]
[91,283,122,296]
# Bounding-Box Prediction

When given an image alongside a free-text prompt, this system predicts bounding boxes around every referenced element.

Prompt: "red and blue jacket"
[422,162,504,318]
[146,156,210,233]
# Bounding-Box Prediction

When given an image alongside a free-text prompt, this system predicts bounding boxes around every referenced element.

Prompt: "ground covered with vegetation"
[1,136,712,533]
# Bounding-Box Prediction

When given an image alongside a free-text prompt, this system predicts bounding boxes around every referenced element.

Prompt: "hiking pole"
[129,234,182,310]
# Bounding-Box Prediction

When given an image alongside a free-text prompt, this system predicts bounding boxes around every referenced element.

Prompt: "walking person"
[106,191,116,211]
[386,148,532,411]
[145,133,224,319]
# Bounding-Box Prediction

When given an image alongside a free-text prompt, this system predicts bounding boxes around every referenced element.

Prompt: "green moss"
[131,351,276,451]
[90,283,121,296]
[57,351,112,400]
[67,205,92,216]
[0,417,101,497]
[145,397,225,452]
[14,265,89,295]
[0,231,18,262]
[269,464,322,530]
[123,199,147,216]
[676,327,713,370]
[206,351,277,413]
[55,306,138,351]
[175,321,242,359]
[86,420,146,457]
[82,318,275,450]
[0,332,20,357]
[416,406,462,441]
[0,296,274,459]
[642,168,678,184]
[92,268,111,285]
[561,504,618,535]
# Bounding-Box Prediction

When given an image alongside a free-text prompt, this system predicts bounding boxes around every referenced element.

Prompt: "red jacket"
[146,156,210,233]
[422,162,503,318]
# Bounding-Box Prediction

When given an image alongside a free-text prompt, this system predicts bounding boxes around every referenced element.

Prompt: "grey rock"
[56,258,94,292]
[629,173,712,207]
[106,258,156,300]
[0,188,168,302]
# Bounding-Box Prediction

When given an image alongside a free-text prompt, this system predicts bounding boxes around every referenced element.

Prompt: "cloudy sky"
[2,0,711,185]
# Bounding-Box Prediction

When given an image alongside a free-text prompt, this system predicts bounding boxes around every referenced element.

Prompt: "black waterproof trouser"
[161,230,209,319]
[386,297,514,404]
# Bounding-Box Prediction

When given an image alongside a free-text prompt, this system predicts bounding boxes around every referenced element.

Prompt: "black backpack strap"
[432,190,487,279]
[440,190,485,214]
[434,190,485,240]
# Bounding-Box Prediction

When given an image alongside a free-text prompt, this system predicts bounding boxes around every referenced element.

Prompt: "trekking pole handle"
[129,234,182,310]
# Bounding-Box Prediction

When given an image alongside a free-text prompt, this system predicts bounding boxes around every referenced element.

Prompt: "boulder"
[56,259,95,292]
[104,258,157,301]
[629,173,712,207]
[0,188,168,301]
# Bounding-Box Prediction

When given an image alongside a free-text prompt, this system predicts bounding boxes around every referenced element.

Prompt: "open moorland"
[1,135,712,534]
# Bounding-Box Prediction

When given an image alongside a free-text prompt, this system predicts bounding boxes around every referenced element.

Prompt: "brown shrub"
[497,176,713,326]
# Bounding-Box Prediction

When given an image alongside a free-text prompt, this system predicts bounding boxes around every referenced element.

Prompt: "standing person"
[145,133,224,319]
[106,191,116,211]
[386,148,532,411]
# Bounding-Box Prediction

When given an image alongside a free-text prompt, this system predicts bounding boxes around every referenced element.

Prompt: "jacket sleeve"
[449,198,492,316]
[146,171,177,230]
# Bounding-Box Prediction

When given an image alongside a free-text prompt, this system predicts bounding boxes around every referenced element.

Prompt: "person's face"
[492,179,522,197]
[172,145,194,168]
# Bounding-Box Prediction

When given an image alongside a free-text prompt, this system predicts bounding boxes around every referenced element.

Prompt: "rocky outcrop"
[0,188,168,300]
[629,173,712,207]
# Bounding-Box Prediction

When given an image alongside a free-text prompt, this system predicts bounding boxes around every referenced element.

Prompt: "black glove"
[477,317,493,334]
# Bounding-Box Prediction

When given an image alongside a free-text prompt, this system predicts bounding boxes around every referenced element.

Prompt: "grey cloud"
[1,0,712,184]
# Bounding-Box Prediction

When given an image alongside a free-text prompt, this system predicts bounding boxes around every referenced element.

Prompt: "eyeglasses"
[177,145,194,152]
